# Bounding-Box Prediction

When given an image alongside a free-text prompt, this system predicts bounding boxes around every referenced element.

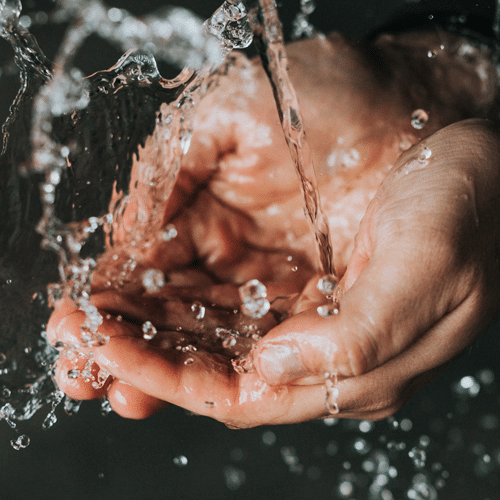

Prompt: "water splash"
[0,0,255,431]
[291,0,318,40]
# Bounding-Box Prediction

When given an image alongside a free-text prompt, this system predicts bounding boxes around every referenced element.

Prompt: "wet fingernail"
[257,344,308,385]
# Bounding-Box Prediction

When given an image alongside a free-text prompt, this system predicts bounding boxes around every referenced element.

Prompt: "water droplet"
[453,375,480,397]
[359,420,374,433]
[222,336,237,348]
[64,396,82,416]
[142,321,158,340]
[67,369,79,379]
[427,50,436,58]
[409,447,427,469]
[191,301,206,320]
[419,147,432,161]
[316,274,336,295]
[241,298,270,319]
[407,473,438,500]
[239,279,267,301]
[184,357,194,365]
[317,304,339,317]
[205,1,253,52]
[42,411,57,430]
[161,224,178,241]
[231,354,255,374]
[10,434,30,450]
[353,437,371,455]
[1,403,17,428]
[224,465,246,491]
[325,374,339,414]
[142,268,165,293]
[262,430,276,446]
[411,109,429,130]
[239,279,270,319]
[173,455,188,466]
[100,397,112,416]
[2,387,12,398]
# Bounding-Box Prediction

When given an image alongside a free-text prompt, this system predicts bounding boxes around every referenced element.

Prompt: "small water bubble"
[184,357,195,365]
[205,1,253,52]
[231,354,255,374]
[10,434,30,451]
[224,465,246,491]
[262,430,276,446]
[316,274,336,295]
[317,304,339,317]
[67,369,79,379]
[411,109,429,130]
[1,403,16,428]
[407,473,438,500]
[222,336,237,348]
[2,387,11,398]
[453,375,480,397]
[142,268,165,293]
[477,368,494,385]
[419,147,432,161]
[300,0,316,15]
[142,321,158,340]
[239,279,270,319]
[338,481,354,497]
[18,14,31,28]
[325,374,339,414]
[401,418,413,431]
[64,396,82,416]
[42,411,57,430]
[239,279,267,301]
[280,446,302,473]
[427,50,437,58]
[409,447,426,469]
[353,438,371,455]
[107,7,123,23]
[161,224,178,241]
[100,397,112,416]
[173,455,188,467]
[359,420,374,433]
[191,301,206,320]
[323,418,338,427]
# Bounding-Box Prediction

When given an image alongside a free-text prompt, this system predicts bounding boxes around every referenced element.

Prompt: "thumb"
[252,234,460,386]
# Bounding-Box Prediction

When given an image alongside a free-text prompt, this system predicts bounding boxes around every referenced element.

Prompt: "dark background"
[1,1,500,499]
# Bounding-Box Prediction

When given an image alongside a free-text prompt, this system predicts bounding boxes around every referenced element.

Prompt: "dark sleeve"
[366,0,500,51]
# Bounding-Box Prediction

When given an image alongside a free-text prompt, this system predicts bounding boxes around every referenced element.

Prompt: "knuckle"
[343,323,381,377]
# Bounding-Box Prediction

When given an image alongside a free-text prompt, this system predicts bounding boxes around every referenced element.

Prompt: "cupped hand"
[47,33,500,425]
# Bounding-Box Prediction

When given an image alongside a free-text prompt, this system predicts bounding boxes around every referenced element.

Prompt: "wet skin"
[47,31,500,425]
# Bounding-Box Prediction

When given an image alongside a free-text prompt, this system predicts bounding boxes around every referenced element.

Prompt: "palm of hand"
[47,34,500,425]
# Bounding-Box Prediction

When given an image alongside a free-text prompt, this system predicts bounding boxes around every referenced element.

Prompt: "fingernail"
[257,344,308,385]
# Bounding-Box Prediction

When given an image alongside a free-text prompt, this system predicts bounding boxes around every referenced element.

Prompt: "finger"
[93,336,333,426]
[46,298,79,344]
[47,308,139,347]
[106,380,169,419]
[54,355,111,400]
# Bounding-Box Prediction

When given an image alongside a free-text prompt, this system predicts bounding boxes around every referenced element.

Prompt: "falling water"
[253,0,336,279]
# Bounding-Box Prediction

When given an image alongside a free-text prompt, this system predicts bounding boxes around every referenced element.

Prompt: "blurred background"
[1,0,500,499]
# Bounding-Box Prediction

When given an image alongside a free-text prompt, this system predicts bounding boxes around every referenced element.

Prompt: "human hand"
[47,33,500,425]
